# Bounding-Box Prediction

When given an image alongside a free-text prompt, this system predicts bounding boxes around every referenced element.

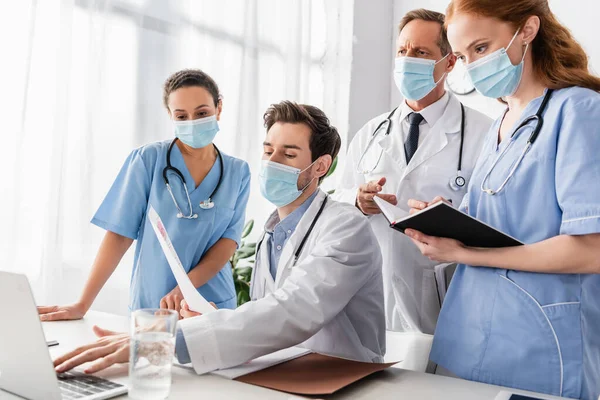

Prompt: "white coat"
[178,190,386,375]
[335,93,492,334]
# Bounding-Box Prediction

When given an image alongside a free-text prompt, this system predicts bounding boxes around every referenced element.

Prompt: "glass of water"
[129,309,178,400]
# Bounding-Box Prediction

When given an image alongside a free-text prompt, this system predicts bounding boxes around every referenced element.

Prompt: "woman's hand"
[38,302,88,322]
[179,299,217,319]
[405,229,467,263]
[160,286,184,314]
[407,196,450,215]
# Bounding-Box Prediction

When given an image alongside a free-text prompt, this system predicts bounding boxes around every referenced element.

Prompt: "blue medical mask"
[394,54,449,101]
[259,160,317,207]
[465,30,528,98]
[173,115,219,149]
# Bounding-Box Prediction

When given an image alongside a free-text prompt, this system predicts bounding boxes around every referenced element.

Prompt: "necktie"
[404,112,424,164]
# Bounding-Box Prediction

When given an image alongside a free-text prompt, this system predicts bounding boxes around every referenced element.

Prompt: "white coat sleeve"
[333,127,368,206]
[177,208,382,375]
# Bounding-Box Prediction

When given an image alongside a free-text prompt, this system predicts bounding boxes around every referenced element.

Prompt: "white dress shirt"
[398,92,450,146]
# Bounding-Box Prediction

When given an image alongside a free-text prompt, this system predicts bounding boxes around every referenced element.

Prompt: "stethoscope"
[356,104,467,191]
[481,89,553,196]
[256,195,329,270]
[162,138,224,219]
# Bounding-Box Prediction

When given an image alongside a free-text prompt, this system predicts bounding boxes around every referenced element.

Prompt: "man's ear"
[446,53,457,73]
[315,154,332,179]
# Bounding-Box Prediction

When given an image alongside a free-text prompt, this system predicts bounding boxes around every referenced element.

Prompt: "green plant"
[231,156,338,306]
[231,220,256,306]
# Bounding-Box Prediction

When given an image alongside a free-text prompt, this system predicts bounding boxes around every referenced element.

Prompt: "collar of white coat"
[397,91,461,135]
[260,189,329,289]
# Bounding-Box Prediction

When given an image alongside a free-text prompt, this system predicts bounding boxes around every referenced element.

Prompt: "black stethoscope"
[356,104,467,191]
[162,138,224,219]
[481,89,553,195]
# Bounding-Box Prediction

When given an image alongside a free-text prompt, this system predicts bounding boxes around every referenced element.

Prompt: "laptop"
[0,272,128,400]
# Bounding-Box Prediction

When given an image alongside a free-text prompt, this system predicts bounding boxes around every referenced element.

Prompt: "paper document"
[373,196,408,223]
[211,347,311,379]
[174,347,311,379]
[147,206,215,314]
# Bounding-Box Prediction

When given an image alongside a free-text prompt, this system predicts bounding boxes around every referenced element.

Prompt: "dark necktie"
[405,112,424,164]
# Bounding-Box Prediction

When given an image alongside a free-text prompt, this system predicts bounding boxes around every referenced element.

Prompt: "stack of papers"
[175,347,311,380]
[212,347,311,379]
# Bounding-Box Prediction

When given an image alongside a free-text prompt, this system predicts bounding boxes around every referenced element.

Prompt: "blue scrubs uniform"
[431,87,600,400]
[92,140,251,310]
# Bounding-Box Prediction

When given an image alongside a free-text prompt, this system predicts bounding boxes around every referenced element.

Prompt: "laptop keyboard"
[57,371,124,399]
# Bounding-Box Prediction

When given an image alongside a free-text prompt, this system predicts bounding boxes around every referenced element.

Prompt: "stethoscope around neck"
[480,89,553,195]
[257,195,329,276]
[356,103,467,191]
[162,138,224,219]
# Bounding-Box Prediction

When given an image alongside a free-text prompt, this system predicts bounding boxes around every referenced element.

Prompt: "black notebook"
[374,197,523,248]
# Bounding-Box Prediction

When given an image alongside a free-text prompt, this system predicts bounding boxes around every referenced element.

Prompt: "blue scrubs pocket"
[543,301,583,398]
[475,274,582,398]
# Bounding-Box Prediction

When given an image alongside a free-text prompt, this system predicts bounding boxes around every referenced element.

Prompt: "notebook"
[374,197,523,248]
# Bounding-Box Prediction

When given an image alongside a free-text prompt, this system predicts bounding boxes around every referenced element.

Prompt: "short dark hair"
[398,9,452,56]
[163,69,220,109]
[263,101,341,183]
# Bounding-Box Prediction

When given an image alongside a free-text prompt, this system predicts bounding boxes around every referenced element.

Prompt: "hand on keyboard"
[54,326,129,374]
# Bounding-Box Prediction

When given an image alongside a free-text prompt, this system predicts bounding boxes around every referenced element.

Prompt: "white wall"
[548,0,600,75]
[347,0,395,137]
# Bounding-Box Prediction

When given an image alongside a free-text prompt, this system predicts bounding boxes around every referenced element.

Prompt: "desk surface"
[3,311,567,400]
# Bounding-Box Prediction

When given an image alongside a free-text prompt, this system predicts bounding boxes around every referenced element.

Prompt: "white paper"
[147,206,215,315]
[373,196,407,223]
[211,347,311,379]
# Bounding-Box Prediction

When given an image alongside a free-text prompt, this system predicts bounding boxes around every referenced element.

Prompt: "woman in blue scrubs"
[38,69,250,318]
[406,1,600,399]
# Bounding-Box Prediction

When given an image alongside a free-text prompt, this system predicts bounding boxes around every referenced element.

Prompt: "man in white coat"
[335,9,492,334]
[53,101,386,375]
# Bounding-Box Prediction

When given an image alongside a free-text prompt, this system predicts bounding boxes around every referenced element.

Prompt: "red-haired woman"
[407,1,600,398]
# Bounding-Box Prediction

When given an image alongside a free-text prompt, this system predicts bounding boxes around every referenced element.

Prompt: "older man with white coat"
[335,9,492,334]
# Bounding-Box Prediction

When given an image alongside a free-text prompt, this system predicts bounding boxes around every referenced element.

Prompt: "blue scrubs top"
[91,140,251,311]
[431,87,600,400]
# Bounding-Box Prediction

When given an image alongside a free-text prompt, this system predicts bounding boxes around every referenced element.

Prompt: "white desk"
[4,311,568,400]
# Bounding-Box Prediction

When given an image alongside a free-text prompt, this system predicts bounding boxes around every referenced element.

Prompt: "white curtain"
[0,0,354,315]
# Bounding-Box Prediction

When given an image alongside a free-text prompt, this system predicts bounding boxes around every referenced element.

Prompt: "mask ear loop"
[520,42,529,63]
[504,28,529,65]
[433,52,451,86]
[297,158,321,192]
[506,28,521,51]
[434,52,450,65]
[506,28,529,65]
